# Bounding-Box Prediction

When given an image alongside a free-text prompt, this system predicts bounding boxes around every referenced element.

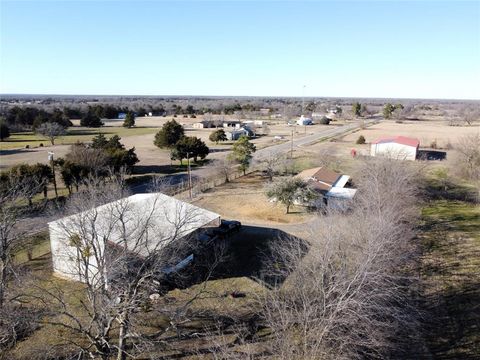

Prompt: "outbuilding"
[48,193,221,283]
[370,136,419,161]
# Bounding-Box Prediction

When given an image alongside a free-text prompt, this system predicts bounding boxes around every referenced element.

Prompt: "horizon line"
[1,93,479,102]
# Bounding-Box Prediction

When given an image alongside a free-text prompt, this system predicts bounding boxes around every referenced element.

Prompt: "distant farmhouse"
[193,120,216,129]
[226,126,254,140]
[370,136,419,161]
[296,167,357,207]
[48,193,221,283]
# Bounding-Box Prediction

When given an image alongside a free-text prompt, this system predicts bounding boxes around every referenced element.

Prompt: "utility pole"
[48,151,58,199]
[187,151,192,199]
[290,129,294,159]
[301,85,306,115]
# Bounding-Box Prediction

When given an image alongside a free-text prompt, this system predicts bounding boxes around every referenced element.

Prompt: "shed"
[48,193,221,283]
[370,136,419,161]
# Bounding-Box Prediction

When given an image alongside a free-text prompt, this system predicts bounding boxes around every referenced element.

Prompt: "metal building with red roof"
[370,136,419,161]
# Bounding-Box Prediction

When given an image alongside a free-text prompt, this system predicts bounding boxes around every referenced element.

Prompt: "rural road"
[130,119,375,194]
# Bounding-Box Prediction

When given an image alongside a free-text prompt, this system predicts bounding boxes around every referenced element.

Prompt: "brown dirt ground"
[192,173,314,226]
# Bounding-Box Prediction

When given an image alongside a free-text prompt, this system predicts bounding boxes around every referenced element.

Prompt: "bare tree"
[212,157,235,183]
[0,176,44,308]
[261,157,422,358]
[35,122,67,145]
[254,151,285,181]
[459,105,480,126]
[454,134,480,186]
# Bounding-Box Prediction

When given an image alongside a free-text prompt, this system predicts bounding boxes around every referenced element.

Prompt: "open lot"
[193,172,314,226]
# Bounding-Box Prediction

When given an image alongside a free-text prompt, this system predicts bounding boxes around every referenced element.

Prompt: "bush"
[318,116,331,125]
[0,121,10,140]
[356,135,366,144]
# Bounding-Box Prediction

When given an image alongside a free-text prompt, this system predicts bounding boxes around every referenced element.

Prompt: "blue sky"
[1,1,479,99]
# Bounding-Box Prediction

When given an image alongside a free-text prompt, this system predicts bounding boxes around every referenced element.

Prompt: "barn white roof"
[49,193,221,257]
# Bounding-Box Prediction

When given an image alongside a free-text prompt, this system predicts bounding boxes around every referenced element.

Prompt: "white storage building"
[370,136,419,161]
[48,193,221,283]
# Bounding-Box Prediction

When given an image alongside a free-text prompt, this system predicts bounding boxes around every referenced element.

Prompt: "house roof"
[371,136,420,147]
[296,167,343,192]
[49,193,221,257]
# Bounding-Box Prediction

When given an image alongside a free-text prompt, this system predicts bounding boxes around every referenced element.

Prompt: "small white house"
[297,115,313,126]
[48,193,221,283]
[226,127,254,140]
[370,136,419,161]
[295,167,357,209]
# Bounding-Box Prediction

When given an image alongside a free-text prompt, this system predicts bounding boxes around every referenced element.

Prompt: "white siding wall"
[370,143,417,161]
[49,221,102,282]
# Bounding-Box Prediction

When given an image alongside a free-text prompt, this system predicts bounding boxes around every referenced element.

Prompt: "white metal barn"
[48,193,221,283]
[370,136,420,161]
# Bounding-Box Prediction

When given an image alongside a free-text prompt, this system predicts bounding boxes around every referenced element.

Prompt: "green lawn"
[420,199,480,358]
[0,126,158,150]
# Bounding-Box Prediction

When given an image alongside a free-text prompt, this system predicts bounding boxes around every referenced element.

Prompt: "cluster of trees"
[80,111,104,128]
[2,107,72,131]
[0,163,52,205]
[0,119,10,140]
[58,134,139,194]
[383,102,404,119]
[154,120,209,164]
[352,102,372,117]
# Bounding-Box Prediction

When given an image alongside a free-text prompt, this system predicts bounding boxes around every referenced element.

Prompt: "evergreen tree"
[123,111,135,128]
[230,135,256,175]
[153,120,185,148]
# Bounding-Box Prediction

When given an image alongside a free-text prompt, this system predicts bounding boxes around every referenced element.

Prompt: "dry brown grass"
[193,173,313,225]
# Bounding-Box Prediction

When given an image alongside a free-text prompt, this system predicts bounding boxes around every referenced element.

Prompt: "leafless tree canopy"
[454,134,480,182]
[260,158,422,359]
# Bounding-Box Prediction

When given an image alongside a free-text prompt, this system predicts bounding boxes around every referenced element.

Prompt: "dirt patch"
[192,173,313,225]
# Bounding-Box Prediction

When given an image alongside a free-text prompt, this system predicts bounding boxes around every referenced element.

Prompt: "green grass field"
[0,126,158,150]
[420,196,480,358]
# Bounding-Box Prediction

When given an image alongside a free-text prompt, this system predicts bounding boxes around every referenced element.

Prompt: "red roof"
[372,136,419,147]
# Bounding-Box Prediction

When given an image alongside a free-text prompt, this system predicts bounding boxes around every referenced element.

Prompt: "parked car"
[211,219,242,237]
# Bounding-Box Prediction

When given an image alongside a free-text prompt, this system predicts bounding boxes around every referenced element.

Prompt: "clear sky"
[1,1,479,99]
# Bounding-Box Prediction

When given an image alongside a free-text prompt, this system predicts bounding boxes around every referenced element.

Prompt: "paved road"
[254,121,364,159]
[131,120,375,194]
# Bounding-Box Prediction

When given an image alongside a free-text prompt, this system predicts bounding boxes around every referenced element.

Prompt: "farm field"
[303,119,480,162]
